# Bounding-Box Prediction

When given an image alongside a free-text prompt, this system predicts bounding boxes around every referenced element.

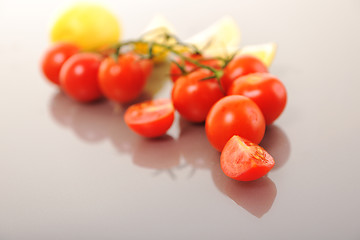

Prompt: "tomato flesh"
[124,99,175,138]
[221,135,275,181]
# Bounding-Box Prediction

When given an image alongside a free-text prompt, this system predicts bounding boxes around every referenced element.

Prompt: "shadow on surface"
[260,124,291,170]
[50,91,280,215]
[132,135,180,170]
[177,118,219,170]
[49,91,135,148]
[212,160,277,218]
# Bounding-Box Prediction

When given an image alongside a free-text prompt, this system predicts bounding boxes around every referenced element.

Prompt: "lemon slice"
[142,15,176,34]
[134,15,176,63]
[50,3,121,51]
[239,42,277,67]
[185,16,241,57]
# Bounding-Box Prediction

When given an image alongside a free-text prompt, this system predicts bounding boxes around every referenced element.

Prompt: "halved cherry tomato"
[172,68,225,123]
[41,42,80,85]
[221,135,275,181]
[124,99,174,138]
[170,53,221,82]
[98,52,153,103]
[59,53,102,102]
[221,55,268,93]
[206,95,265,151]
[228,73,287,125]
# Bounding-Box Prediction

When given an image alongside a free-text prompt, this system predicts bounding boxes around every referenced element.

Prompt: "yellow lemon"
[239,42,277,67]
[134,15,176,63]
[50,4,121,51]
[185,16,241,58]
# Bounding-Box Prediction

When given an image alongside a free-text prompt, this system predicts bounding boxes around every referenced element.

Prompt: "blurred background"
[1,0,360,239]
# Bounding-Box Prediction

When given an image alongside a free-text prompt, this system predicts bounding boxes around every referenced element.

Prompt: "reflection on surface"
[212,160,277,218]
[50,91,117,144]
[260,125,291,170]
[132,135,180,170]
[49,91,78,127]
[50,91,280,213]
[70,101,114,143]
[177,118,219,170]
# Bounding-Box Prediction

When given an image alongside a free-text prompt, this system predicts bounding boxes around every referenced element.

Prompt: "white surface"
[1,0,360,239]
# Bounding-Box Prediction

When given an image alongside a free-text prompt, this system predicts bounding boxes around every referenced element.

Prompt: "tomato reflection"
[212,160,277,218]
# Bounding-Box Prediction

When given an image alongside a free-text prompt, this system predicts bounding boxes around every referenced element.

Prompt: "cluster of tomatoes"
[41,40,287,182]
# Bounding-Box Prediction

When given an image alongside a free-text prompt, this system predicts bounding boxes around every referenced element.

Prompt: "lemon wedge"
[134,15,176,63]
[50,3,121,51]
[185,16,241,58]
[238,42,277,67]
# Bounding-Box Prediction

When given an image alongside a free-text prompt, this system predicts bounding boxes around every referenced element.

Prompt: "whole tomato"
[59,53,103,102]
[228,73,287,125]
[41,43,80,85]
[170,53,221,82]
[221,55,268,93]
[98,52,153,103]
[172,68,225,123]
[205,95,266,151]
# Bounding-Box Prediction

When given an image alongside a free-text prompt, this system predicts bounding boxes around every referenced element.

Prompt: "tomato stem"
[109,29,240,83]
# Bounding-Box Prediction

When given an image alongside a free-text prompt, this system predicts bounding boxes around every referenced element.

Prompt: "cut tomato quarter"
[220,135,275,181]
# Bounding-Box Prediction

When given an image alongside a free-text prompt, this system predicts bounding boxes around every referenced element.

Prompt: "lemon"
[134,15,176,63]
[50,4,121,51]
[239,42,277,67]
[185,16,241,58]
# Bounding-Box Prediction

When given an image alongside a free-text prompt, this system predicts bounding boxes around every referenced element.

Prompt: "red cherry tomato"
[98,52,153,103]
[41,43,80,85]
[59,53,102,102]
[170,53,221,82]
[205,95,265,151]
[172,69,225,123]
[124,99,175,138]
[228,73,287,125]
[221,55,268,93]
[221,135,275,181]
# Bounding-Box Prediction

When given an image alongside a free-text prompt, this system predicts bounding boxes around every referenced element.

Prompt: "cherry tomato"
[228,73,287,125]
[59,53,102,102]
[124,99,175,138]
[221,55,268,93]
[41,43,80,85]
[170,53,221,82]
[172,69,225,123]
[205,95,265,151]
[98,52,153,103]
[221,135,275,181]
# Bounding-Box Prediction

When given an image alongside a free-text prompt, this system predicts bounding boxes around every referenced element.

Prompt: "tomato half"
[205,95,265,151]
[98,52,153,103]
[170,53,221,82]
[221,55,268,93]
[59,53,102,102]
[124,99,175,138]
[221,135,275,181]
[228,73,287,125]
[41,42,80,85]
[172,69,225,123]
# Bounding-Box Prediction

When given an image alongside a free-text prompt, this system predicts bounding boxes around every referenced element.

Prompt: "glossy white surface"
[1,0,360,239]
